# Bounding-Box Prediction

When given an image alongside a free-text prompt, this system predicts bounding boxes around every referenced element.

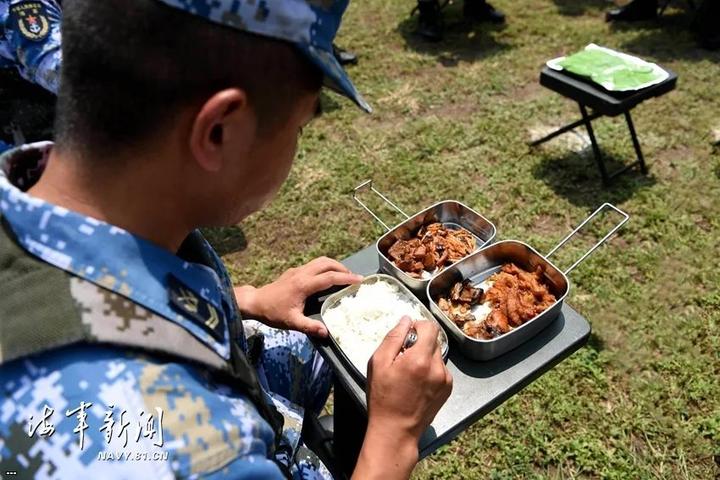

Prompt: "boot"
[464,0,506,24]
[333,44,358,66]
[606,0,658,22]
[417,0,443,42]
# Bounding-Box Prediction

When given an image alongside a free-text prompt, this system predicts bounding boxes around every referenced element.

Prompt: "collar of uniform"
[0,142,233,360]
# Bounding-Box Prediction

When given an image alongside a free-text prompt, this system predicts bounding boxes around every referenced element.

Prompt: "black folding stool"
[531,66,677,185]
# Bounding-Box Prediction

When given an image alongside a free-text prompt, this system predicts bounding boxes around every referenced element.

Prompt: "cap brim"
[297,44,372,114]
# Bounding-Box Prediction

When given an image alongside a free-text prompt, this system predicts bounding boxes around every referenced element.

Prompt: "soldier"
[0,0,62,93]
[0,1,452,479]
[0,0,62,151]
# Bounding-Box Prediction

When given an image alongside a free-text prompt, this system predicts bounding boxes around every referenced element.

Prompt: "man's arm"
[353,424,420,479]
[353,318,454,479]
[2,0,62,93]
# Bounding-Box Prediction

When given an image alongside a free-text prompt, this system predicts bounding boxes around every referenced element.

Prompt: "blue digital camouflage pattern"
[0,143,334,479]
[0,143,237,361]
[155,0,372,113]
[0,0,62,93]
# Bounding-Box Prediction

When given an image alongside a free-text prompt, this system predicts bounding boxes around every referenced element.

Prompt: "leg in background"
[606,0,659,22]
[464,0,506,23]
[417,0,443,42]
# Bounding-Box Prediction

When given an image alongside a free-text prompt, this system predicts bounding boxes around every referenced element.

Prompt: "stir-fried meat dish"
[437,263,557,340]
[437,280,482,325]
[387,223,476,278]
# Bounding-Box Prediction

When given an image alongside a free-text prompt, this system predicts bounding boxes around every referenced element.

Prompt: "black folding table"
[308,245,592,477]
[531,65,677,184]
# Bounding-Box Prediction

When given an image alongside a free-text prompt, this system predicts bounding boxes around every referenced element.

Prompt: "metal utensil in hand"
[402,328,418,352]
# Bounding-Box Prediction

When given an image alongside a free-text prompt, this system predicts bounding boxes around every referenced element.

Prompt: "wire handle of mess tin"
[352,180,410,231]
[546,203,629,275]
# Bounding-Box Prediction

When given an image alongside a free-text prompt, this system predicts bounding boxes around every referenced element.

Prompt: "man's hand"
[353,317,453,480]
[233,257,362,337]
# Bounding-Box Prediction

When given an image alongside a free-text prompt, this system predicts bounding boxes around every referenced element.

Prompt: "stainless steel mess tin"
[353,181,496,299]
[427,204,629,361]
[321,274,450,387]
[427,241,567,361]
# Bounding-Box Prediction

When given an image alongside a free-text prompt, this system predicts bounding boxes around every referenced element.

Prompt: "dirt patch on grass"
[627,264,648,284]
[425,100,479,121]
[692,214,713,233]
[354,111,405,131]
[652,145,690,180]
[376,80,423,114]
[506,81,544,102]
[294,163,330,192]
[534,213,567,237]
[612,235,630,250]
[599,319,631,354]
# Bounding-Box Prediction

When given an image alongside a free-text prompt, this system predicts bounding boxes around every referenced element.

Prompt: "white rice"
[323,280,427,377]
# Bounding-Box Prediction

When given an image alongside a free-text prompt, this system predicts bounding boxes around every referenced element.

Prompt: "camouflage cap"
[154,0,372,113]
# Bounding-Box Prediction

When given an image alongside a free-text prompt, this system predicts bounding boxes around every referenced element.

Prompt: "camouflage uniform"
[0,0,62,94]
[0,141,339,479]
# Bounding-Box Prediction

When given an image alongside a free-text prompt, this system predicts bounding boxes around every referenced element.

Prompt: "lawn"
[206,1,719,478]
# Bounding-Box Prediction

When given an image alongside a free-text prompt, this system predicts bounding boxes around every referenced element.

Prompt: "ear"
[189,88,255,173]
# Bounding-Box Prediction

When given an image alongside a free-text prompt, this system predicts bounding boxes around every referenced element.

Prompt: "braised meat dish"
[437,263,556,340]
[387,223,475,278]
[437,280,483,326]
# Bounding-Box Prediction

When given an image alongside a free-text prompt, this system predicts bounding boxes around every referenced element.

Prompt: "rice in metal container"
[323,280,427,377]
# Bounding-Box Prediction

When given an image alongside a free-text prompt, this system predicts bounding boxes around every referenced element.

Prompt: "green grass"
[206,1,719,477]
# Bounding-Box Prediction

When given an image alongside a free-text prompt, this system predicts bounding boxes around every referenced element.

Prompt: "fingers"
[399,321,446,388]
[303,257,353,276]
[437,356,453,405]
[303,270,363,295]
[290,314,329,338]
[411,320,440,357]
[292,257,363,295]
[444,367,454,398]
[372,316,413,365]
[432,344,452,395]
[427,340,453,405]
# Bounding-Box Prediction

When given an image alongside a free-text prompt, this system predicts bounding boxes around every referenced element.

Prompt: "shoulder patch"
[167,274,226,342]
[9,2,51,42]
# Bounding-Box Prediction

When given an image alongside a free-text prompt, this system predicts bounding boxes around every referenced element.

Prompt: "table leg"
[624,110,648,175]
[529,111,603,146]
[579,104,610,185]
[333,380,367,477]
